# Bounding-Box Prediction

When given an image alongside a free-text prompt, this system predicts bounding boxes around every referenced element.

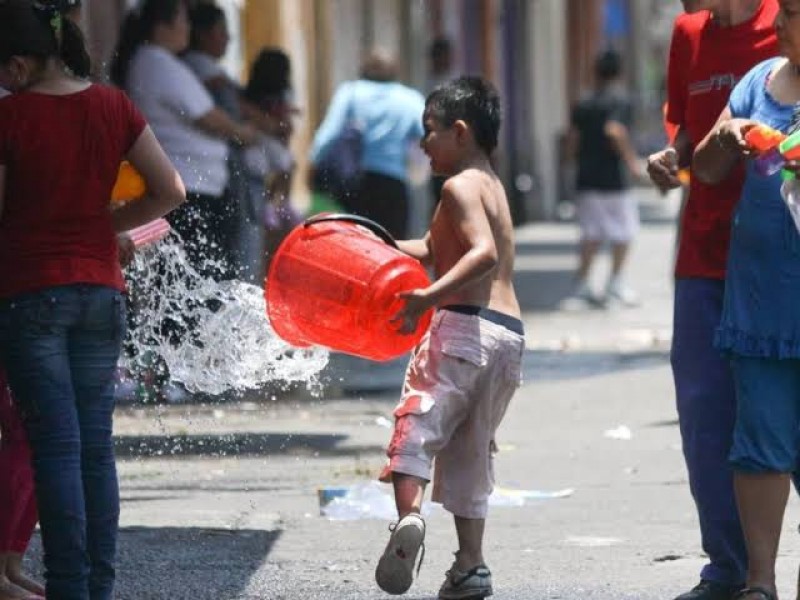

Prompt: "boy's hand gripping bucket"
[266,214,434,361]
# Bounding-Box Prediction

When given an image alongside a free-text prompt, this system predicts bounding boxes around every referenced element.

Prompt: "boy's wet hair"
[425,76,501,155]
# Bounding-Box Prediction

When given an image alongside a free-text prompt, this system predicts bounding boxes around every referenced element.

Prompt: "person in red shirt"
[0,368,41,600]
[647,2,779,600]
[0,1,185,598]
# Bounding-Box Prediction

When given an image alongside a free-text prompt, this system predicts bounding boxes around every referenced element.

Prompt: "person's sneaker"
[559,285,604,311]
[605,281,641,308]
[375,514,426,595]
[438,563,493,599]
[673,580,742,600]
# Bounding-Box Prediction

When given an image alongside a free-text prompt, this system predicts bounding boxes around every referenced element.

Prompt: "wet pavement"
[22,189,800,598]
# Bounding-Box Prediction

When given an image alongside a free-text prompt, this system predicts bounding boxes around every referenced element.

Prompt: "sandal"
[734,587,777,600]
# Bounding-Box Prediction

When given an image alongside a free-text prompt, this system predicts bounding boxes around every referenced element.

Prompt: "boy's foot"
[375,513,426,595]
[673,580,742,600]
[438,563,493,599]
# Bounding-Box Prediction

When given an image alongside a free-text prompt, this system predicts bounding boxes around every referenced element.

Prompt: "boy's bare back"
[430,166,520,319]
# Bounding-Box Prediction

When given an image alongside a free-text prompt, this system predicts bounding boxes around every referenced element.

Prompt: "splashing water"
[122,233,328,396]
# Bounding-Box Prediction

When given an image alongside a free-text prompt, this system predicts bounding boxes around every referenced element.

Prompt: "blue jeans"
[671,278,746,586]
[0,284,125,600]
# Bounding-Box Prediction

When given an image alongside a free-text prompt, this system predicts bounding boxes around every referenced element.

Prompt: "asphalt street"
[22,190,800,599]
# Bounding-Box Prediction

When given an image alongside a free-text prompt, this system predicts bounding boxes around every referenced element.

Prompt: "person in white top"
[183,2,254,283]
[111,0,257,281]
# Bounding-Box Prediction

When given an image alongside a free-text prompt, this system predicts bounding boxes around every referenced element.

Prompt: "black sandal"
[734,587,777,600]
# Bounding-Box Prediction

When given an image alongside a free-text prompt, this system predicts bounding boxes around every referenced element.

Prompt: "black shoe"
[674,581,742,600]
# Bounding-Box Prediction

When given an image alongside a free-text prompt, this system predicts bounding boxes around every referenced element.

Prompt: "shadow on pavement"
[515,241,575,256]
[513,267,575,312]
[524,348,669,382]
[24,527,280,600]
[114,432,383,459]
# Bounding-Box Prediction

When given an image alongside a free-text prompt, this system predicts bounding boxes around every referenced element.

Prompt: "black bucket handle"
[303,213,398,248]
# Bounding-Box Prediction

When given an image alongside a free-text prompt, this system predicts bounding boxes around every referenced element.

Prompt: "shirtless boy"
[375,76,524,600]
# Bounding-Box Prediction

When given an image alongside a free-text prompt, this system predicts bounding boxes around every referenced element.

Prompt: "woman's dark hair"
[0,0,90,78]
[110,0,184,87]
[425,76,501,155]
[243,47,291,105]
[189,2,225,49]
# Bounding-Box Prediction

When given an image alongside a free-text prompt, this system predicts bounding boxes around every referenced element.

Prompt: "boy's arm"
[397,233,432,265]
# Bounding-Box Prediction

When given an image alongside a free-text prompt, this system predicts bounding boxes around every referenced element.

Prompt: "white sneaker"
[606,283,640,308]
[559,286,603,311]
[375,514,426,595]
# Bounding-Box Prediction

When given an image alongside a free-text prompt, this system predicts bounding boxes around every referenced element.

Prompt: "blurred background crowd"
[73,0,681,246]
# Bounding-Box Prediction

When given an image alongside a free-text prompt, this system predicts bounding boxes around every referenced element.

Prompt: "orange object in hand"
[744,125,786,154]
[110,161,146,206]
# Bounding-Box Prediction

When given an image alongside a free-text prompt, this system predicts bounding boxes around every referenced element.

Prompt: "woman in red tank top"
[0,1,185,598]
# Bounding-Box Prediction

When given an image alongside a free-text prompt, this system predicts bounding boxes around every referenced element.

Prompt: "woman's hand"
[714,118,759,158]
[693,110,758,185]
[117,233,135,267]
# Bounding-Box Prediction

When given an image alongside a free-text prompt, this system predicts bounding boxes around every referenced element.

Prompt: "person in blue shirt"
[693,4,800,597]
[309,47,425,239]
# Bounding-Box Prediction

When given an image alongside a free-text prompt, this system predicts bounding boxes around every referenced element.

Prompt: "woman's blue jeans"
[0,284,125,600]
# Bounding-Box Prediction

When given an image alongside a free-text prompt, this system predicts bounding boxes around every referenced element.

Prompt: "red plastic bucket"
[266,214,433,361]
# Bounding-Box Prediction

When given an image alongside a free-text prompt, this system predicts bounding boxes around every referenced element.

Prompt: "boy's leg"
[393,473,426,518]
[376,474,427,595]
[453,516,485,570]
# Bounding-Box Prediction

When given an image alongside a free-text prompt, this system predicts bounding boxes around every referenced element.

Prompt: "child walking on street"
[376,76,524,599]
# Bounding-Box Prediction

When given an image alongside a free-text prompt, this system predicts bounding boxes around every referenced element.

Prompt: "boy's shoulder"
[440,168,501,206]
[440,169,478,197]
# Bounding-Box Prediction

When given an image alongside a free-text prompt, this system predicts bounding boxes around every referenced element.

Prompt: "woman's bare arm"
[111,126,186,232]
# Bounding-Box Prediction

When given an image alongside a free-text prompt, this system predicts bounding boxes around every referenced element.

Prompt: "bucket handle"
[303,213,398,248]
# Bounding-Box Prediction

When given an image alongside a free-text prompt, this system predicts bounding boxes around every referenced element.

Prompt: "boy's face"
[420,112,460,176]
